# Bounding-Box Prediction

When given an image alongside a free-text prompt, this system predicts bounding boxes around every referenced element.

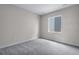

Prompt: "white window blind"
[48,15,62,33]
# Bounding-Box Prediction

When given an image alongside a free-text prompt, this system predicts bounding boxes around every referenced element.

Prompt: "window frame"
[48,15,62,33]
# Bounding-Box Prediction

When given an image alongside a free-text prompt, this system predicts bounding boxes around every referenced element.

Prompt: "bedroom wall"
[0,4,39,48]
[40,5,79,46]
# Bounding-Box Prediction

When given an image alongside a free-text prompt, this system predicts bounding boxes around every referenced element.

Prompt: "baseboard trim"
[40,37,79,48]
[0,37,38,49]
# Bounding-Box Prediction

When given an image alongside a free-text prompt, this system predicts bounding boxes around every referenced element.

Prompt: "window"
[48,15,62,33]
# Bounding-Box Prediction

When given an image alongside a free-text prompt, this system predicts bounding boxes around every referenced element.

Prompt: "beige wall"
[0,5,39,48]
[40,5,79,46]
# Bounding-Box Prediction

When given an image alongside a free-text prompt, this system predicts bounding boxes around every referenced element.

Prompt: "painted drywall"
[40,5,79,46]
[0,5,39,48]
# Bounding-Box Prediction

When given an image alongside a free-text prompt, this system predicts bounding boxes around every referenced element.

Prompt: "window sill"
[48,31,62,34]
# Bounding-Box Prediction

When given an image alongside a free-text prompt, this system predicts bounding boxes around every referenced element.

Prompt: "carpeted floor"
[0,39,79,55]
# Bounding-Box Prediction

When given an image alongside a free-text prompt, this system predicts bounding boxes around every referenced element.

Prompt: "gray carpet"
[0,39,79,55]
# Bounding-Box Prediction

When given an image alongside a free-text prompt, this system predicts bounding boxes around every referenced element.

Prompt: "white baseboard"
[0,36,38,49]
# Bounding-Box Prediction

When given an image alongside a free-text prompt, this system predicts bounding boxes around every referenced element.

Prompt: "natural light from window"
[48,15,62,33]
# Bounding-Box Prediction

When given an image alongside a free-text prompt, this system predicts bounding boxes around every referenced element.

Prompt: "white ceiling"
[15,4,74,15]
